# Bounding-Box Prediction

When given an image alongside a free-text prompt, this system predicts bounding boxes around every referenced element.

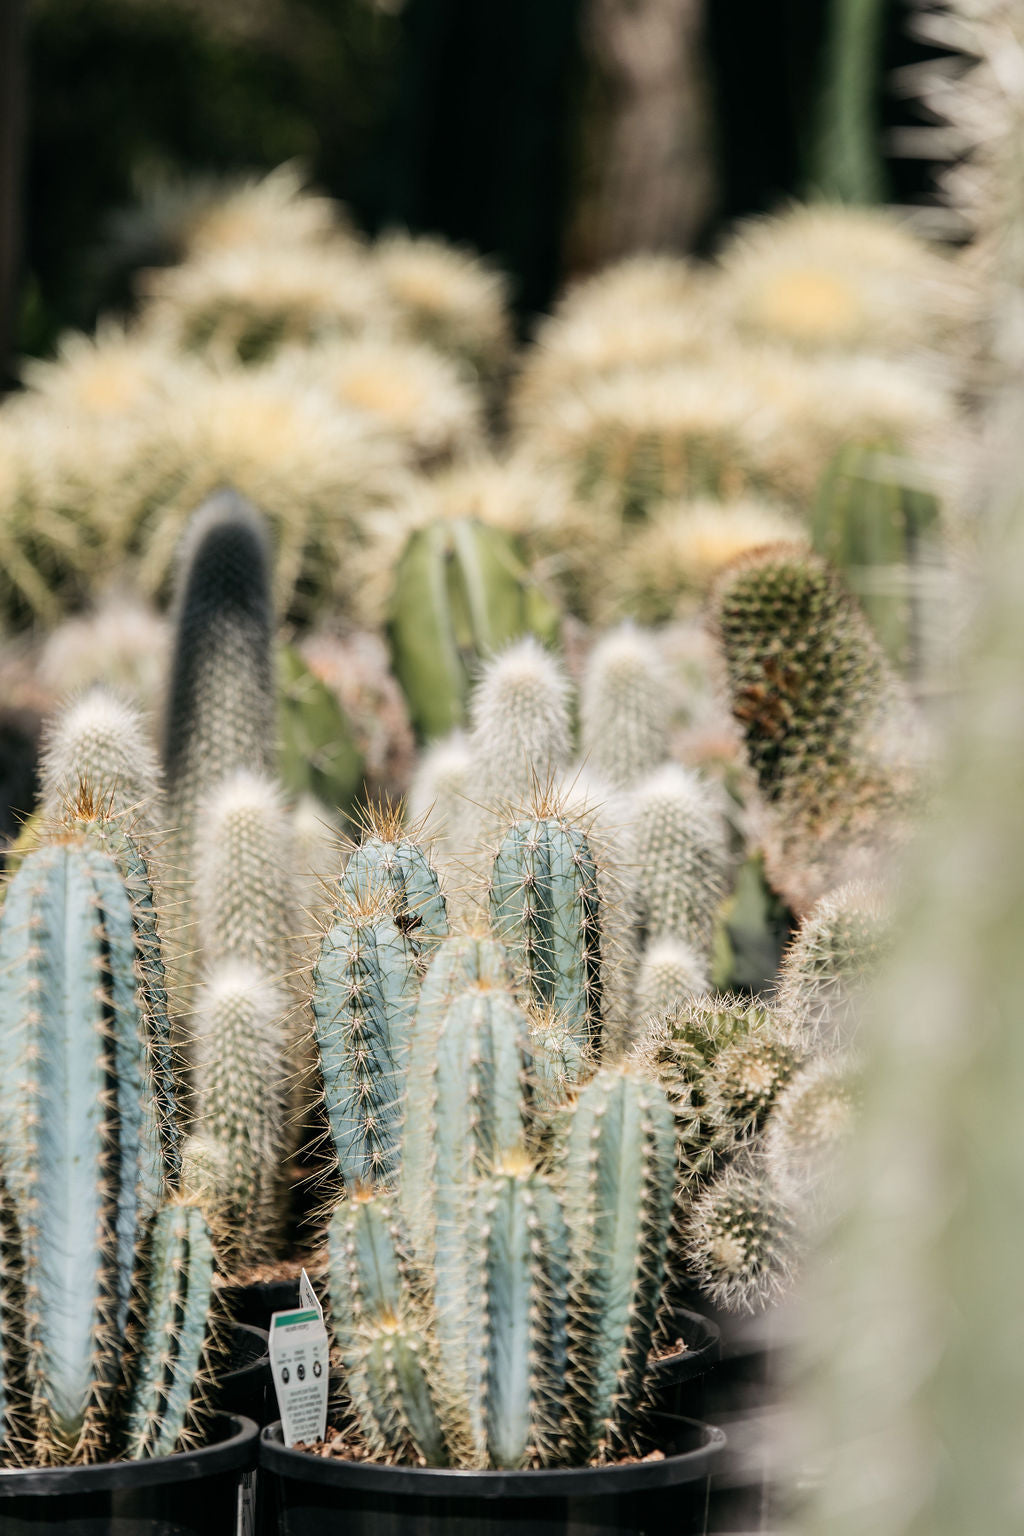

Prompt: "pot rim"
[0,1413,259,1497]
[647,1307,721,1384]
[260,1416,726,1498]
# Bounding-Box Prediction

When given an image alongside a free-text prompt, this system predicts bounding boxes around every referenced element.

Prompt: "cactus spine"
[563,1066,676,1461]
[40,686,162,829]
[194,770,298,979]
[0,837,168,1463]
[489,812,602,1049]
[580,625,670,790]
[123,1203,217,1459]
[682,1159,797,1314]
[340,809,448,957]
[312,895,420,1190]
[775,880,890,1041]
[632,764,729,963]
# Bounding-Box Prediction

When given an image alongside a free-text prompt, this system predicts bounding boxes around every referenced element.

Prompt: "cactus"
[471,1152,570,1468]
[406,729,472,859]
[0,836,169,1464]
[632,764,729,963]
[401,980,532,1454]
[340,805,448,958]
[388,516,561,741]
[195,769,298,978]
[489,811,602,1049]
[351,1312,450,1466]
[190,964,292,1269]
[123,1202,218,1459]
[579,625,670,790]
[161,491,275,975]
[563,1066,676,1461]
[775,880,890,1041]
[681,1159,798,1314]
[635,935,709,1018]
[312,894,420,1192]
[711,543,908,911]
[327,1189,409,1341]
[703,1032,807,1145]
[763,1054,858,1197]
[464,639,572,854]
[811,438,942,670]
[278,644,365,817]
[40,686,161,828]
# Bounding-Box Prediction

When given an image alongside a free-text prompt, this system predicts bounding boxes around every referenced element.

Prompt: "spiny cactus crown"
[41,686,161,827]
[580,624,670,790]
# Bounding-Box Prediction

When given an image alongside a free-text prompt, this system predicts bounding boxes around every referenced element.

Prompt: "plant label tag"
[299,1267,324,1322]
[269,1307,329,1448]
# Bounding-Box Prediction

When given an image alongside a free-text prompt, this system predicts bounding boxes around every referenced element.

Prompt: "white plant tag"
[299,1267,324,1322]
[269,1306,329,1448]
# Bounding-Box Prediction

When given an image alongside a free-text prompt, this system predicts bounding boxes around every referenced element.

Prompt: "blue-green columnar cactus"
[563,1066,676,1462]
[327,1189,408,1344]
[387,516,561,741]
[340,805,449,958]
[312,893,420,1191]
[123,1202,217,1459]
[471,1152,571,1469]
[489,812,602,1050]
[0,836,168,1464]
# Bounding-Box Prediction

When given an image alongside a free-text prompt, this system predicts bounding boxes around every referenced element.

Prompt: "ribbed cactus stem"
[563,1066,676,1461]
[312,895,420,1190]
[40,686,161,828]
[402,981,532,1457]
[327,1190,408,1342]
[340,809,448,958]
[472,1152,570,1468]
[580,624,671,789]
[0,838,167,1464]
[356,1314,449,1466]
[195,769,298,977]
[124,1203,217,1459]
[191,963,291,1269]
[632,764,729,962]
[489,812,602,1050]
[704,1031,807,1147]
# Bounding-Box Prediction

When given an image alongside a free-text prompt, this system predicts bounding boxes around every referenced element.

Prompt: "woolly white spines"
[190,962,291,1269]
[632,764,729,962]
[764,1055,858,1200]
[194,768,298,978]
[406,729,473,857]
[580,624,671,789]
[468,638,572,812]
[682,1159,798,1314]
[40,686,161,826]
[635,936,709,1019]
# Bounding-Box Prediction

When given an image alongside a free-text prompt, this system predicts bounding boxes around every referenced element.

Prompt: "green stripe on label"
[272,1309,321,1327]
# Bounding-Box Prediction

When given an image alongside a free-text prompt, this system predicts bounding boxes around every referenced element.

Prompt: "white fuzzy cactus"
[635,935,708,1019]
[41,685,161,828]
[580,623,671,789]
[632,763,729,962]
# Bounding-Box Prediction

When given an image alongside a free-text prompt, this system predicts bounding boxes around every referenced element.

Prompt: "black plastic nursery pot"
[645,1308,721,1422]
[0,1412,259,1535]
[260,1415,726,1536]
[213,1322,273,1426]
[223,1276,301,1330]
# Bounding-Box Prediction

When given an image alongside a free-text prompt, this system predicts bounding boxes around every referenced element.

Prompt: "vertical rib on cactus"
[632,763,729,963]
[356,1314,450,1466]
[123,1202,217,1460]
[580,624,670,790]
[472,1151,570,1468]
[327,1189,408,1343]
[312,894,420,1190]
[489,809,602,1051]
[402,981,532,1457]
[563,1065,675,1461]
[191,963,292,1269]
[0,838,167,1464]
[194,769,298,979]
[40,686,162,829]
[340,802,448,958]
[161,491,274,972]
